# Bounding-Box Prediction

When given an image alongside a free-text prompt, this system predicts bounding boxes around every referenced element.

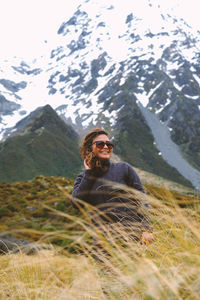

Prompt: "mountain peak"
[4,105,79,142]
[0,105,82,183]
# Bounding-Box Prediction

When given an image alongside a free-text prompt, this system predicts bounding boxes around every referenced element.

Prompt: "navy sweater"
[72,161,152,229]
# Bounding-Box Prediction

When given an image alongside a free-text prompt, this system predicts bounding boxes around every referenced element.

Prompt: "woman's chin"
[99,154,111,160]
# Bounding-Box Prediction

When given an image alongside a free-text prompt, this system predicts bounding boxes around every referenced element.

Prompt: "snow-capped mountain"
[0,0,200,188]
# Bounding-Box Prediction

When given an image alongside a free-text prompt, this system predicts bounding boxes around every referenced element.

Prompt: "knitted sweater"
[72,161,152,230]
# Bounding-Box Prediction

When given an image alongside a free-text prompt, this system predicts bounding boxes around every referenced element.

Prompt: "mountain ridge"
[0,104,193,188]
[0,0,199,188]
[0,105,82,183]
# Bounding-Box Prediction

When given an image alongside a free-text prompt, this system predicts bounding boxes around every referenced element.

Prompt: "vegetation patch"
[0,175,199,299]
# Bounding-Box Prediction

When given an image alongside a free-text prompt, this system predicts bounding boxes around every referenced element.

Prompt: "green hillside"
[0,105,82,183]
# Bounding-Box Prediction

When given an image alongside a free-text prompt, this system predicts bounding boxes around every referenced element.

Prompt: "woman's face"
[92,134,113,160]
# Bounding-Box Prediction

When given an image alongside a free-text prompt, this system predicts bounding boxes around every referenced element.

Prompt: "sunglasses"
[92,141,114,150]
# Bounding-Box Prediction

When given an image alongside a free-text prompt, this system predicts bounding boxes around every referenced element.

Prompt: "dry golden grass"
[0,185,200,300]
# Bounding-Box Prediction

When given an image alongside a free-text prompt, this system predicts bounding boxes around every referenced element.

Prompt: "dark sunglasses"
[92,141,114,150]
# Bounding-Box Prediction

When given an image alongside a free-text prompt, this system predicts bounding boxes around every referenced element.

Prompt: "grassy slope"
[0,176,77,244]
[0,106,82,183]
[0,131,82,182]
[0,175,198,242]
[0,175,199,299]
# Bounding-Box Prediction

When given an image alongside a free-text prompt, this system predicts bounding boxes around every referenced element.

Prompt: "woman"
[72,128,153,244]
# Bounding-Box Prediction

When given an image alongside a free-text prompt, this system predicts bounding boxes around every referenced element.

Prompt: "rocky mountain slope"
[0,0,199,188]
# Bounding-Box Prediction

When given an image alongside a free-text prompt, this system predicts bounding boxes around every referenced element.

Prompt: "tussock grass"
[0,183,200,299]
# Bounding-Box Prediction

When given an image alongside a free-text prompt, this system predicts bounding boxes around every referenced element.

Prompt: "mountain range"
[0,0,199,188]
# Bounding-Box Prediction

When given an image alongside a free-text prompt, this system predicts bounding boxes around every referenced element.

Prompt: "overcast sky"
[0,0,199,62]
[0,0,80,61]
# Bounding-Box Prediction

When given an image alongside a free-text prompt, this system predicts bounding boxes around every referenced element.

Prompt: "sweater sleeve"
[125,163,151,209]
[125,163,145,193]
[71,170,96,208]
[125,163,153,231]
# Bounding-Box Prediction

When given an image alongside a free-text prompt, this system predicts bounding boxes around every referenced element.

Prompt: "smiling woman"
[71,128,153,245]
[88,133,114,166]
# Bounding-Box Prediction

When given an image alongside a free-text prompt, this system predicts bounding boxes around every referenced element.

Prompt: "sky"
[0,0,199,61]
[0,0,80,61]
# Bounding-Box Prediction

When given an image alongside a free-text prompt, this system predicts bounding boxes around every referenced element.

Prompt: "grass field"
[0,181,199,299]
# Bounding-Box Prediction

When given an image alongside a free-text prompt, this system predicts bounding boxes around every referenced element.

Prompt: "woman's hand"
[84,159,90,170]
[141,231,153,245]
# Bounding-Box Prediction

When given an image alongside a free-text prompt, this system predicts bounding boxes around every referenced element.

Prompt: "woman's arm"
[71,171,96,207]
[125,163,145,193]
[125,163,153,239]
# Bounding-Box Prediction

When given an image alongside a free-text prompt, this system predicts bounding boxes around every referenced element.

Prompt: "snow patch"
[148,81,164,98]
[173,81,182,91]
[155,99,171,114]
[135,92,149,107]
[193,74,200,85]
[184,94,199,100]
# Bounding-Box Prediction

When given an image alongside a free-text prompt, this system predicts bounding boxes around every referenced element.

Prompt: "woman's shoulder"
[74,170,90,180]
[110,161,132,170]
[75,169,93,177]
[110,161,139,176]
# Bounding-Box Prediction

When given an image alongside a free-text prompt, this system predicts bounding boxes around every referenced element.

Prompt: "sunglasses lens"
[96,141,105,149]
[106,142,114,149]
[95,141,114,149]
